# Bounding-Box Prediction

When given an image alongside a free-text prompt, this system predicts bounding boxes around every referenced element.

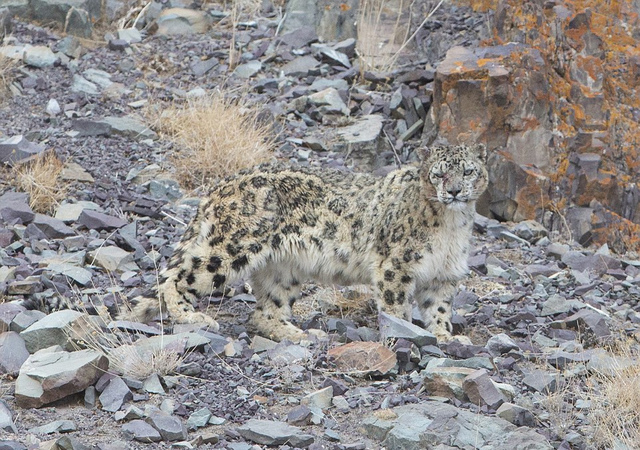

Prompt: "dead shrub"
[587,343,640,448]
[0,51,17,100]
[11,151,68,214]
[148,93,276,190]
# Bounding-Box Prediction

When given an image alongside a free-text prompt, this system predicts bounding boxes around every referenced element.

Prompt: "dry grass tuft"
[587,343,640,448]
[0,50,17,100]
[356,0,444,74]
[69,300,186,379]
[11,151,68,214]
[148,93,276,190]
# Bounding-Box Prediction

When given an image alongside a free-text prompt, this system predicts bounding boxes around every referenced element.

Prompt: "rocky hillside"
[1,0,640,449]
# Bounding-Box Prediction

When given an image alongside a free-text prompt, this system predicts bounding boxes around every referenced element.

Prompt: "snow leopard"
[121,144,488,342]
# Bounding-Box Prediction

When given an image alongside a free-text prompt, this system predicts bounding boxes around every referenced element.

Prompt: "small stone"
[281,55,319,77]
[146,410,187,442]
[301,386,333,410]
[308,87,349,115]
[32,214,76,239]
[28,419,76,434]
[187,408,212,430]
[485,333,520,356]
[522,370,559,393]
[78,210,127,231]
[0,331,29,375]
[0,399,17,433]
[122,420,162,442]
[496,402,536,426]
[117,28,142,43]
[287,405,312,425]
[233,60,262,78]
[89,246,136,272]
[99,377,133,412]
[379,311,437,347]
[462,369,507,409]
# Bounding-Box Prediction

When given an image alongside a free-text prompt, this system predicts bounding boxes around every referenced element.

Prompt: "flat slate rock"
[15,348,108,408]
[362,402,551,449]
[236,419,314,447]
[20,309,89,353]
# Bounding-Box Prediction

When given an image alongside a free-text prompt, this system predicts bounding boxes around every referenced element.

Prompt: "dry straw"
[11,151,68,214]
[148,92,276,190]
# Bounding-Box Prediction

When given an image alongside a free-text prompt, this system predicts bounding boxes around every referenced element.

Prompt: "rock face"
[15,348,108,408]
[424,0,640,252]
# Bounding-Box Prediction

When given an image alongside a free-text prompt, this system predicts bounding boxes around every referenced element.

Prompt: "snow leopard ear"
[472,143,487,163]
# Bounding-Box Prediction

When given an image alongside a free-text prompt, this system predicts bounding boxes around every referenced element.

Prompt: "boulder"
[15,347,108,408]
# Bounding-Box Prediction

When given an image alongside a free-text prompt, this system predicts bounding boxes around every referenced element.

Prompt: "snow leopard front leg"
[414,280,457,342]
[373,266,415,323]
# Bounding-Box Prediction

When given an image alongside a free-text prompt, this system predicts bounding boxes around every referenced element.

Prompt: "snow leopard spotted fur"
[121,144,488,342]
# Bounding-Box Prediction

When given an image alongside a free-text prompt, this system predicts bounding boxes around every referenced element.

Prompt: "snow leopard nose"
[447,187,461,198]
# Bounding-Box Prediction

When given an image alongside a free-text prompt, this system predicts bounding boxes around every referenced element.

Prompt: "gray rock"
[485,333,519,356]
[379,311,437,347]
[462,369,507,409]
[496,402,536,427]
[32,214,76,239]
[0,135,45,165]
[233,60,261,78]
[0,191,35,223]
[237,419,315,447]
[117,28,142,43]
[78,210,127,231]
[309,78,349,92]
[20,310,89,353]
[83,68,113,89]
[88,246,136,272]
[142,373,165,394]
[0,303,26,332]
[46,262,92,286]
[362,402,551,449]
[71,74,100,95]
[10,310,46,333]
[301,386,333,409]
[522,370,559,394]
[28,419,76,434]
[425,356,494,371]
[551,309,610,339]
[287,405,312,425]
[101,115,157,140]
[23,45,58,67]
[0,331,29,375]
[421,366,475,400]
[250,335,278,352]
[152,8,211,35]
[0,399,17,433]
[0,440,26,450]
[15,348,108,408]
[187,407,212,430]
[513,220,548,242]
[114,405,144,421]
[31,0,101,26]
[281,55,319,77]
[308,87,349,115]
[335,115,385,169]
[146,410,187,442]
[311,43,350,67]
[122,419,162,442]
[71,119,113,136]
[64,6,92,38]
[99,376,132,412]
[540,294,572,316]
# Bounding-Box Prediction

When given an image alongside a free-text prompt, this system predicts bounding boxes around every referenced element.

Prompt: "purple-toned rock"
[122,420,162,442]
[145,410,187,442]
[0,192,35,224]
[78,210,127,231]
[0,303,26,332]
[99,376,132,412]
[462,369,507,409]
[0,331,29,375]
[31,214,76,239]
[0,135,45,165]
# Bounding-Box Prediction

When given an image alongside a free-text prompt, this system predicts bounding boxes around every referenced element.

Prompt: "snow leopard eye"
[463,166,474,176]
